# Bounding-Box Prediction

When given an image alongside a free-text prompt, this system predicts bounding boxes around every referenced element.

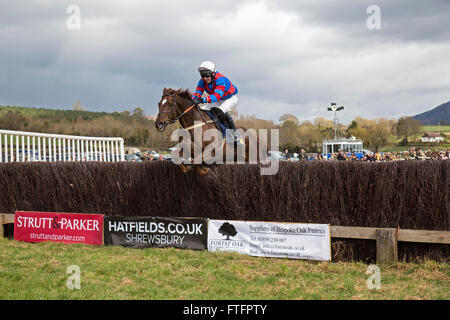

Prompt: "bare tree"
[396,117,422,145]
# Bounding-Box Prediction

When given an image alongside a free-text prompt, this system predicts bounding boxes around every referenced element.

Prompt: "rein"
[168,103,196,125]
[160,93,213,129]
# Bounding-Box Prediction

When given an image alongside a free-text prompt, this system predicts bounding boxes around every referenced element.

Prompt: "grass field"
[379,125,450,152]
[421,125,450,133]
[0,238,448,300]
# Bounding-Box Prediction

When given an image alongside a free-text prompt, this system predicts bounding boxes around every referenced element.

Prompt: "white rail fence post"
[0,129,125,163]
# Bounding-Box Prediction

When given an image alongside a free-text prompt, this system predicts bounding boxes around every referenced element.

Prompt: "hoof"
[195,166,210,176]
[179,164,192,174]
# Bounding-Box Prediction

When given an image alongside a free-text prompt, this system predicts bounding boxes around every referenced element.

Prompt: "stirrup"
[223,113,243,145]
[235,138,244,146]
[233,130,244,145]
[225,129,244,145]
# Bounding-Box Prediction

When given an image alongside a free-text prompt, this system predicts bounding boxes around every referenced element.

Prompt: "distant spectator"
[374,152,380,161]
[299,148,307,161]
[336,150,346,161]
[281,148,290,160]
[349,152,358,161]
[408,147,416,159]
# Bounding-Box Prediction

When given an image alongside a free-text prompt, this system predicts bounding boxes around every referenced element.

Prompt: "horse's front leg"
[187,136,211,175]
[194,165,210,176]
[179,163,193,174]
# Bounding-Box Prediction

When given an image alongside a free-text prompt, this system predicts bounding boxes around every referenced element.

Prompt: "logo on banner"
[14,211,104,245]
[209,221,246,249]
[218,222,237,240]
[104,217,208,250]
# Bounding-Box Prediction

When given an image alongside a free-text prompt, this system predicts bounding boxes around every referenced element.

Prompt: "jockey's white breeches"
[200,94,238,114]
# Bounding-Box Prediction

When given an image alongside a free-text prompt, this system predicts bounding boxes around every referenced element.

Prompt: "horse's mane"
[164,88,193,102]
[178,89,193,101]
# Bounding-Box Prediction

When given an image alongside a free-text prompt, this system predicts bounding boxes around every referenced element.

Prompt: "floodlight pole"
[327,103,344,140]
[333,109,338,140]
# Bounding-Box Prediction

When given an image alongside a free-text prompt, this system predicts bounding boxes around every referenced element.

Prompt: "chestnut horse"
[155,88,264,175]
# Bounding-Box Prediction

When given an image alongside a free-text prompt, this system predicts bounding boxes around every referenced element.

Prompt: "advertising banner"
[14,211,104,245]
[104,216,208,250]
[208,220,331,261]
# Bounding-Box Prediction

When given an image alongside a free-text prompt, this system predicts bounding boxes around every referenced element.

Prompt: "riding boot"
[224,113,243,145]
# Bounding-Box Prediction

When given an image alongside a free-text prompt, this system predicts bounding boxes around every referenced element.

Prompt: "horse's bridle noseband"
[158,93,206,126]
[158,93,179,125]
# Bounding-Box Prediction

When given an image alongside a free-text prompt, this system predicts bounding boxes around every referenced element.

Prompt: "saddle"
[204,109,242,144]
[204,110,227,137]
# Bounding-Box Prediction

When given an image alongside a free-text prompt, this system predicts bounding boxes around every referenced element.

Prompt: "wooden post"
[0,214,4,238]
[376,228,398,264]
[0,214,15,238]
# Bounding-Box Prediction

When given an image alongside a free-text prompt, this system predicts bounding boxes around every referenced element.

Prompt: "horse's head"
[155,88,195,132]
[155,88,178,132]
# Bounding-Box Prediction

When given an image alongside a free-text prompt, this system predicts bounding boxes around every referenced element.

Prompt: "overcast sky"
[1,0,449,124]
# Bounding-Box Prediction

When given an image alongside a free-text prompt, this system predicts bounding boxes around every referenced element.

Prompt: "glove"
[194,97,206,104]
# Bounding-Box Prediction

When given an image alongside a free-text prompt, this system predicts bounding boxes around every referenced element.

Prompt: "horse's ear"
[163,87,168,94]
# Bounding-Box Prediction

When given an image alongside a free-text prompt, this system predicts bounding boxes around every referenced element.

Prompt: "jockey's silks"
[193,71,238,103]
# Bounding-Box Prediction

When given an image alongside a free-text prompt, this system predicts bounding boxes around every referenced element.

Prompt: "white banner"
[208,220,331,261]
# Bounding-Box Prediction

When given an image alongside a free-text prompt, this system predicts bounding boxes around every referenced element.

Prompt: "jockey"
[191,61,242,144]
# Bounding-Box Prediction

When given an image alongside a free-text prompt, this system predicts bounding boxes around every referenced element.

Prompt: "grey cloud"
[271,0,450,43]
[0,0,449,124]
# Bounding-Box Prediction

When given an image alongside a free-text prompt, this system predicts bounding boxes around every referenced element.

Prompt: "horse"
[155,88,265,175]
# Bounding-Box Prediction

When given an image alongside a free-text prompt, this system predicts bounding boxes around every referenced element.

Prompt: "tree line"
[244,113,423,153]
[0,105,423,152]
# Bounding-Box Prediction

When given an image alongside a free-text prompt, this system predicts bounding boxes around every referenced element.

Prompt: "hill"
[413,101,450,125]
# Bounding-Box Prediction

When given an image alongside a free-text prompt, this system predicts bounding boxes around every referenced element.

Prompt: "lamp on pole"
[327,102,344,139]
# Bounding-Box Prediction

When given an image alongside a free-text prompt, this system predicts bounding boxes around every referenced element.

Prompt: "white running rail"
[0,129,125,163]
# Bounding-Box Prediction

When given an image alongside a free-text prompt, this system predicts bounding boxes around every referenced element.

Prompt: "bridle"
[158,92,209,128]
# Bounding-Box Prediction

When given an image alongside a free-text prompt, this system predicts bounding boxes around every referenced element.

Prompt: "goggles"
[200,71,213,78]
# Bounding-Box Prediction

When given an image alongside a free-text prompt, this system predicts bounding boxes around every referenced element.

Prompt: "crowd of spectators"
[128,147,450,163]
[282,147,450,162]
[125,150,171,162]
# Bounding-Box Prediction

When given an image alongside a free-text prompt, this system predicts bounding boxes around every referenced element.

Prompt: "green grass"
[0,238,448,300]
[379,125,450,152]
[421,125,450,133]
